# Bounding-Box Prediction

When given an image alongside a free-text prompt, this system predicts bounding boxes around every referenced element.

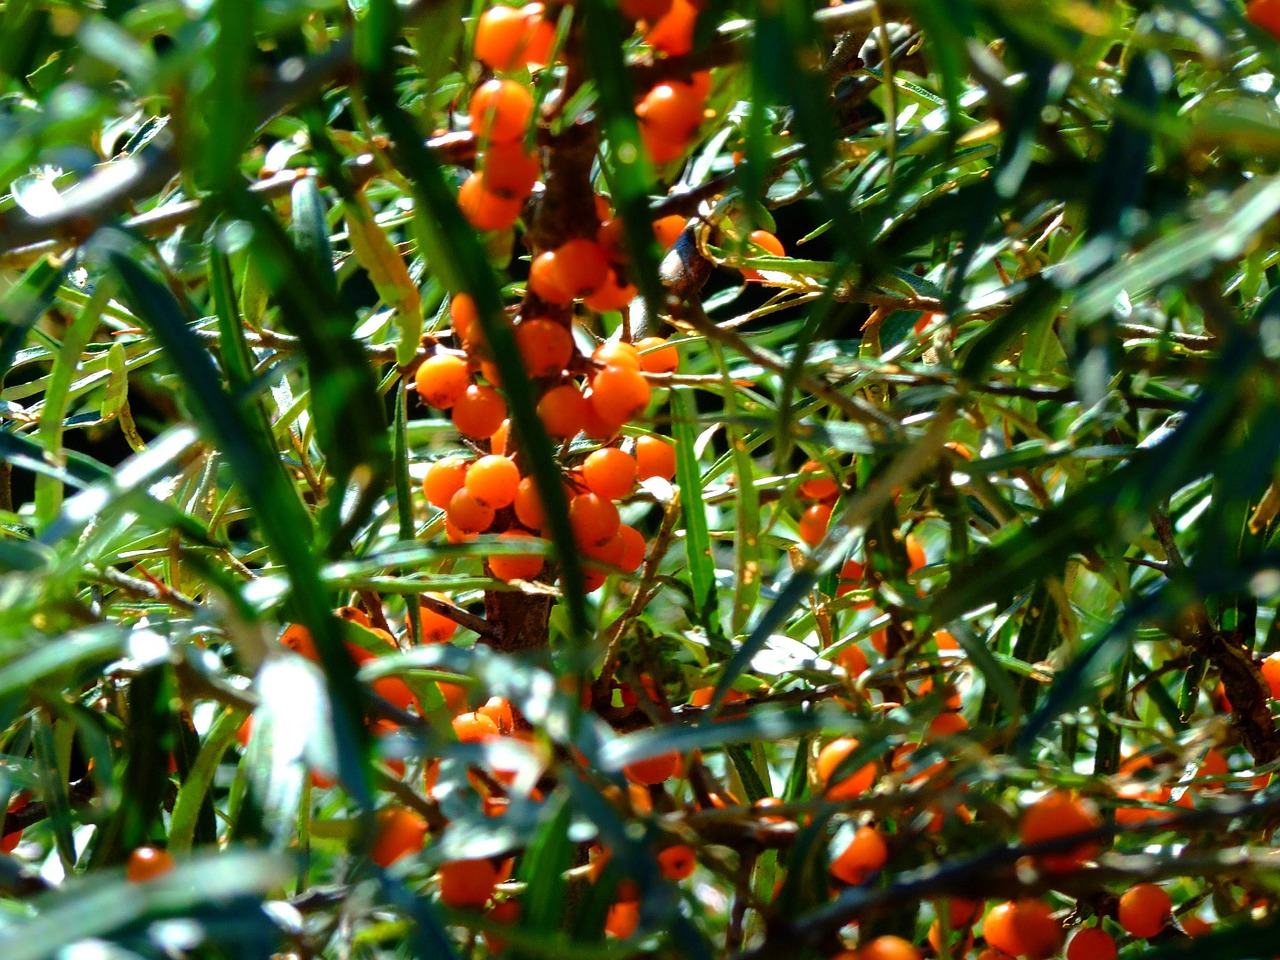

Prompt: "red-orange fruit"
[581,390,625,440]
[637,80,706,140]
[452,384,508,439]
[635,336,679,374]
[583,447,638,500]
[126,846,175,883]
[451,293,478,342]
[489,418,509,455]
[414,353,470,409]
[798,502,833,546]
[652,214,687,249]
[474,4,542,72]
[1065,925,1117,960]
[528,250,574,305]
[469,78,534,142]
[838,643,869,677]
[983,900,1062,960]
[592,341,642,369]
[741,229,784,282]
[657,844,697,880]
[605,898,640,937]
[616,524,646,572]
[583,270,637,312]
[1248,0,1280,39]
[569,493,621,546]
[1018,791,1101,872]
[458,172,524,231]
[438,858,503,910]
[816,738,876,800]
[798,459,839,500]
[538,383,590,438]
[1261,652,1280,699]
[465,454,521,509]
[513,476,546,530]
[550,239,612,299]
[624,751,680,785]
[477,696,515,733]
[829,824,888,885]
[1118,883,1171,939]
[422,457,470,510]
[482,140,541,199]
[371,807,428,867]
[515,317,574,377]
[635,434,677,482]
[644,0,697,55]
[453,710,501,743]
[859,936,921,960]
[590,364,651,424]
[280,623,319,660]
[447,487,496,533]
[416,594,459,643]
[488,530,545,582]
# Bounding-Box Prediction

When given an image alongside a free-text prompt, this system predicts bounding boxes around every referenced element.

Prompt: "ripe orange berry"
[816,738,876,800]
[592,341,642,369]
[280,623,318,659]
[513,476,546,530]
[616,524,646,572]
[465,455,521,509]
[829,824,888,885]
[798,503,832,546]
[1261,652,1280,699]
[569,493,621,546]
[481,140,541,199]
[859,936,921,960]
[635,434,677,482]
[644,0,697,55]
[458,172,524,231]
[637,80,706,141]
[371,807,428,867]
[1066,926,1117,960]
[448,488,496,533]
[489,418,510,456]
[415,353,471,409]
[583,447,638,500]
[652,214,687,249]
[657,844,697,880]
[126,846,175,882]
[583,270,637,312]
[452,384,508,439]
[519,4,555,67]
[905,534,927,572]
[549,240,612,299]
[488,530,545,582]
[450,292,478,341]
[477,696,515,733]
[1118,883,1171,939]
[741,229,784,282]
[624,751,680,785]
[838,643,869,677]
[528,250,574,305]
[538,383,589,437]
[416,594,459,643]
[515,317,574,377]
[438,858,503,910]
[1019,791,1101,872]
[474,4,538,72]
[581,390,624,440]
[453,710,501,743]
[605,898,640,937]
[635,336,679,374]
[1248,0,1280,39]
[798,459,839,500]
[469,78,534,142]
[590,364,651,425]
[446,516,477,543]
[983,900,1062,960]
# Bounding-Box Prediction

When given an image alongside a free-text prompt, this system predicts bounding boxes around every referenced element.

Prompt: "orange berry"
[416,594,459,643]
[1248,0,1280,39]
[1261,652,1280,699]
[644,0,697,55]
[597,217,628,262]
[126,846,175,883]
[549,239,612,298]
[474,4,536,72]
[635,336,679,374]
[515,317,574,377]
[569,493,621,546]
[583,447,638,500]
[942,898,981,928]
[453,710,501,742]
[477,696,515,733]
[371,807,428,867]
[829,824,888,885]
[616,524,646,572]
[590,364,651,424]
[816,738,876,800]
[481,140,541,199]
[581,389,625,440]
[1180,915,1212,937]
[605,898,640,937]
[583,269,637,312]
[798,502,832,547]
[465,454,521,509]
[657,844,697,880]
[624,751,680,785]
[1019,791,1101,872]
[528,250,574,305]
[635,435,677,482]
[741,229,784,282]
[458,172,524,230]
[1066,926,1117,960]
[538,383,589,437]
[983,900,1062,960]
[447,487,496,533]
[422,456,470,510]
[446,516,477,543]
[1118,883,1171,939]
[336,605,371,628]
[798,459,839,500]
[652,214,687,249]
[451,293,478,342]
[906,534,927,572]
[452,384,508,439]
[637,80,706,141]
[469,78,534,142]
[414,353,471,409]
[488,530,545,582]
[280,623,319,660]
[519,4,555,67]
[838,643,869,677]
[859,936,921,960]
[439,858,503,910]
[592,341,642,369]
[925,711,969,740]
[513,476,547,530]
[489,417,509,455]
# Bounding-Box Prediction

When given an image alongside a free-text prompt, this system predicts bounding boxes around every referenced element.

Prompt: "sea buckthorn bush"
[2,1,1280,958]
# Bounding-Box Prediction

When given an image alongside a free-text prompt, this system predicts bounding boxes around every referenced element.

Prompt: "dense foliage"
[3,1,1280,958]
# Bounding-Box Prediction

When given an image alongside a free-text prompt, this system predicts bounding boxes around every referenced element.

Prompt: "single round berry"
[616,524,646,572]
[1066,926,1117,960]
[583,447,638,500]
[539,240,612,300]
[798,459,839,500]
[1261,651,1280,699]
[481,141,541,199]
[635,336,679,374]
[635,434,677,482]
[605,899,640,938]
[590,364,651,425]
[644,0,697,55]
[583,270,637,312]
[453,710,501,742]
[858,936,921,960]
[538,384,589,437]
[453,384,508,439]
[624,751,680,785]
[451,293,478,343]
[515,317,574,377]
[447,488,496,533]
[469,78,534,142]
[371,807,428,867]
[489,530,545,582]
[829,824,888,885]
[983,900,1062,960]
[1019,791,1101,872]
[528,250,575,305]
[592,341,641,369]
[741,229,784,282]
[1118,883,1171,939]
[477,696,515,733]
[513,476,546,530]
[652,214,687,249]
[637,80,706,140]
[458,172,524,231]
[416,594,459,643]
[465,455,521,509]
[816,738,876,800]
[798,503,833,546]
[657,844,696,881]
[438,858,503,910]
[423,457,470,510]
[126,846,175,883]
[415,354,471,409]
[569,493,621,547]
[474,4,536,72]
